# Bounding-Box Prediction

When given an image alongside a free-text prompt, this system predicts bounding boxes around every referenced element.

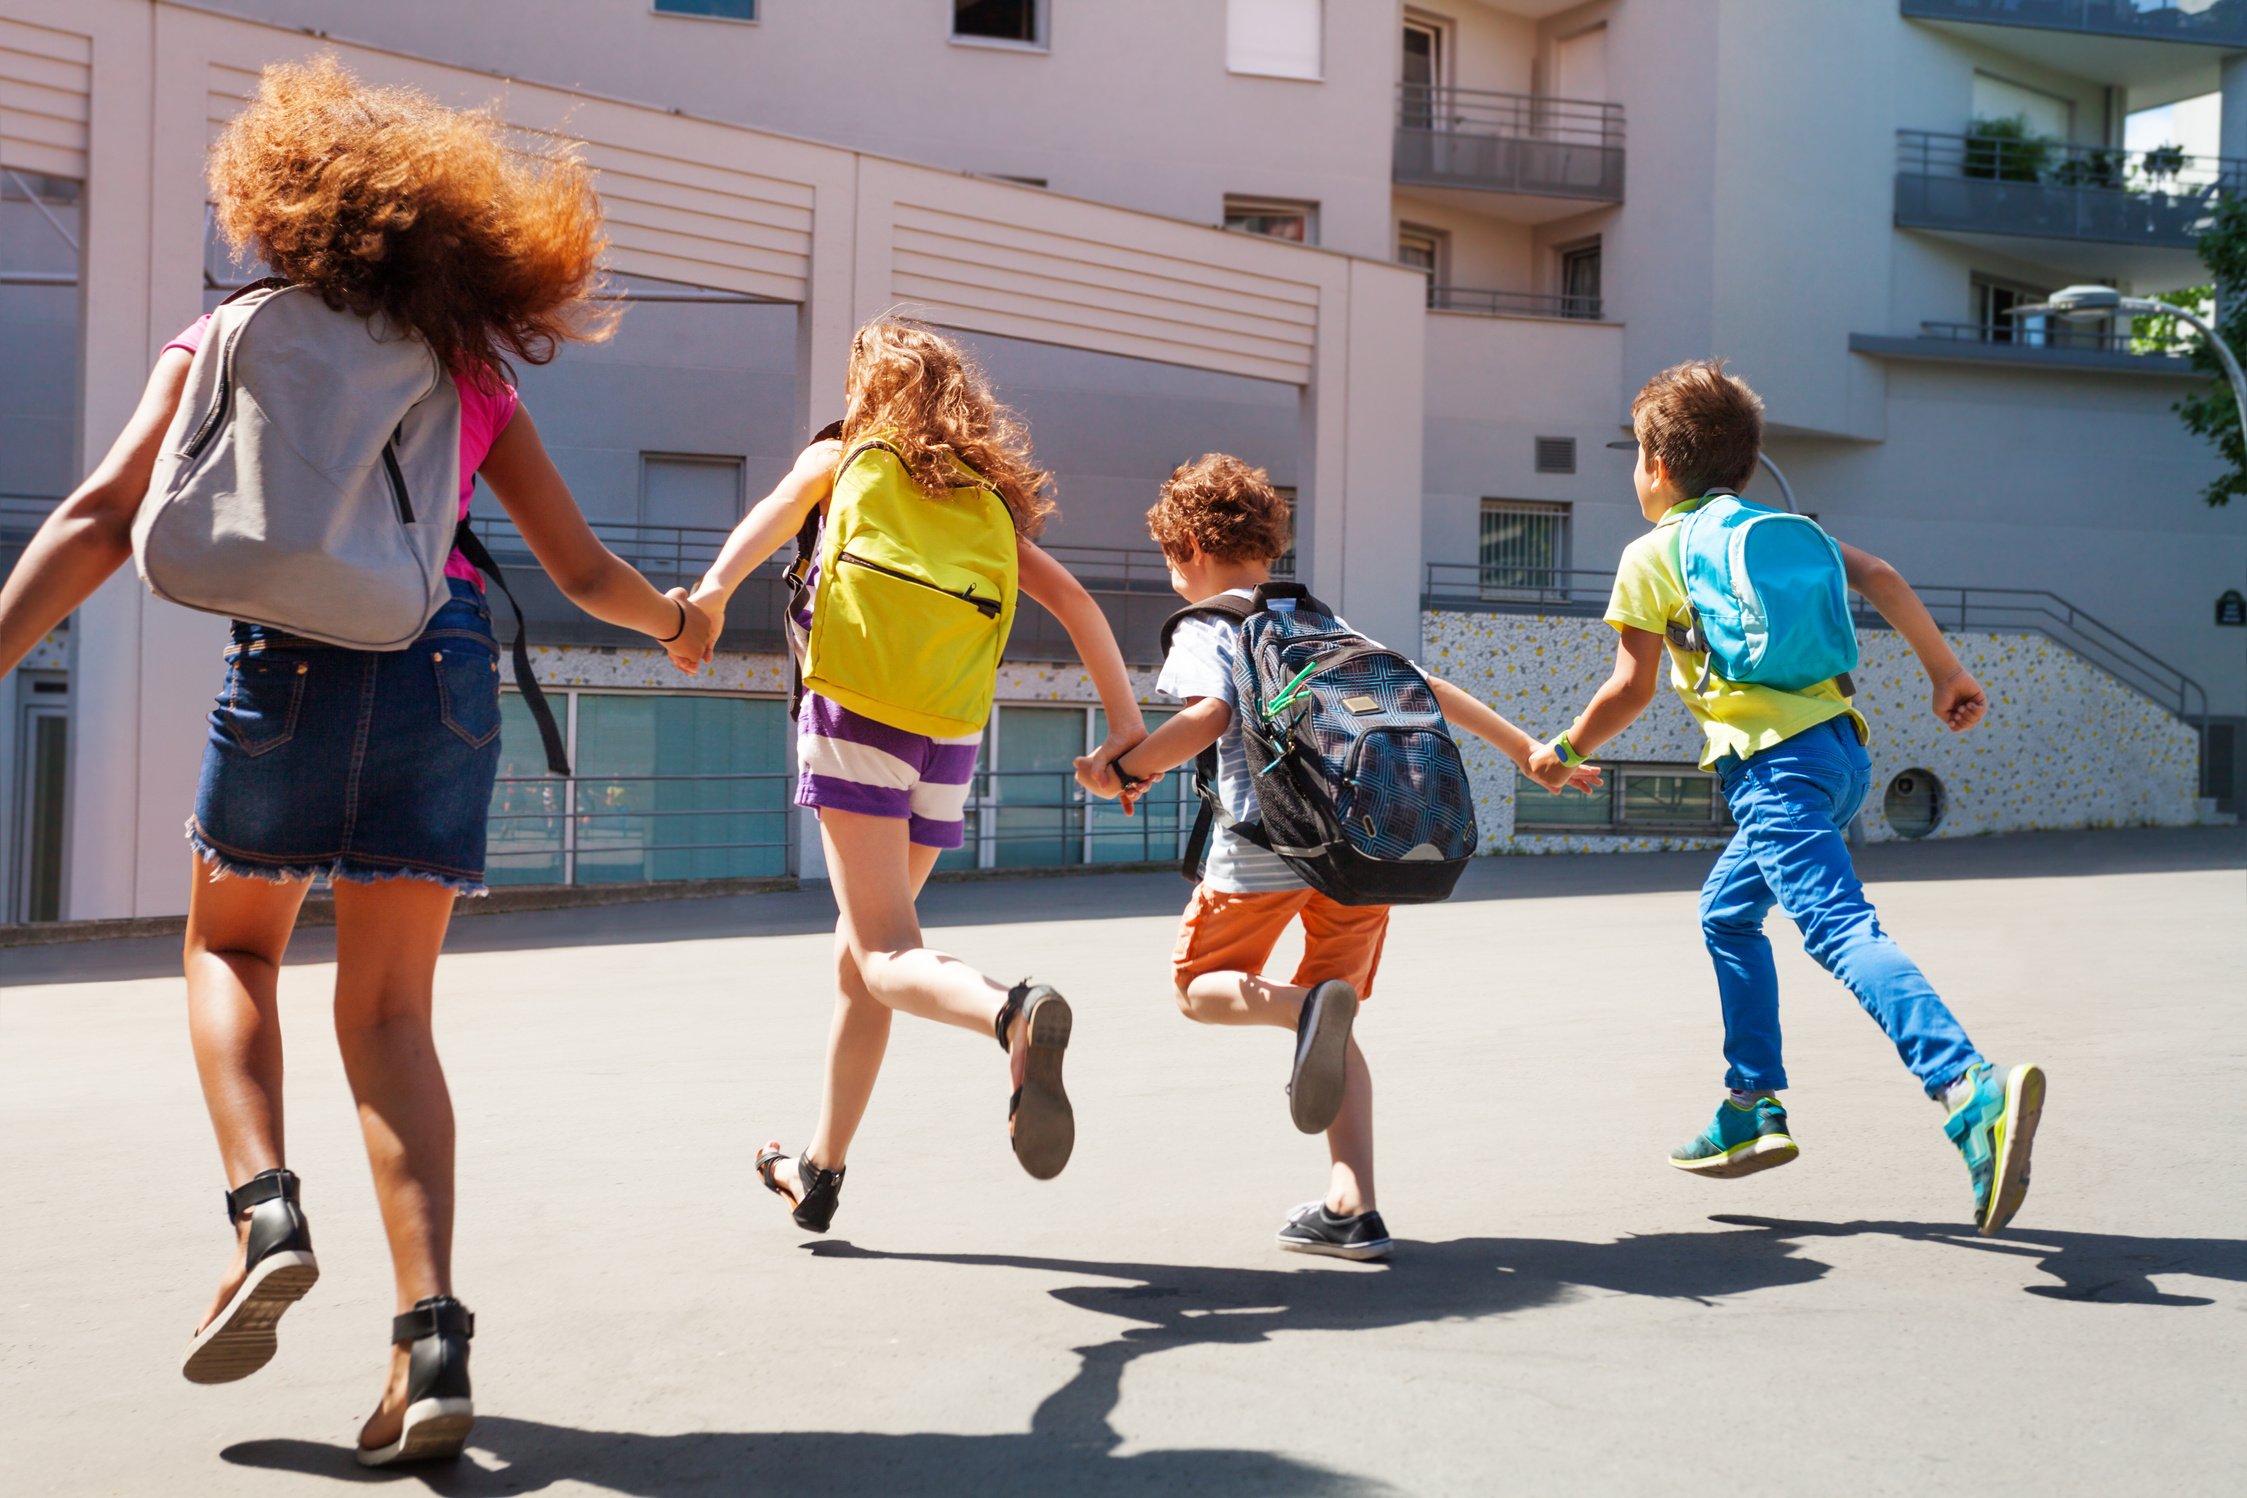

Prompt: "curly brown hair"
[842,319,1054,536]
[207,56,616,384]
[1629,358,1766,496]
[1146,454,1292,564]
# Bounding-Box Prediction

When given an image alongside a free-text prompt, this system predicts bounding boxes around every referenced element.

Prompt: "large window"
[1229,0,1324,81]
[653,0,756,21]
[1515,763,1732,835]
[954,0,1044,47]
[1224,196,1319,245]
[488,691,792,886]
[1478,499,1571,597]
[937,703,1188,873]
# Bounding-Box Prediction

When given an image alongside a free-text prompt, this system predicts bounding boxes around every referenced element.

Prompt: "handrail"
[1895,129,2247,194]
[1913,320,2191,357]
[1423,562,2211,728]
[1430,285,1602,321]
[1898,0,2247,48]
[1397,84,1625,148]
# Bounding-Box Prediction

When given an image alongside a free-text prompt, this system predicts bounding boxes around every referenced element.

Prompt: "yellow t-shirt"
[1604,509,1868,769]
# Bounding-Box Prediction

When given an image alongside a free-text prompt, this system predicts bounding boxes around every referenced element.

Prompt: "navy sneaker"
[1288,980,1357,1134]
[1275,1201,1391,1261]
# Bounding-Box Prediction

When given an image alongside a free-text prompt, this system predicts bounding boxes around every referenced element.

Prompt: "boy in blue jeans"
[1527,360,2046,1236]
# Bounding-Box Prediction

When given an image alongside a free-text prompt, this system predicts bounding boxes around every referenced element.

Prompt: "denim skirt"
[187,579,504,895]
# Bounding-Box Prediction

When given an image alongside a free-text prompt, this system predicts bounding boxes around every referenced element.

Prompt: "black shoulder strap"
[1163,589,1299,882]
[785,421,847,717]
[452,522,570,776]
[1158,591,1256,658]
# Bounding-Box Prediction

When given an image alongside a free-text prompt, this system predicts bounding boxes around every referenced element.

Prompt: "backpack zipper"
[836,549,1002,618]
[180,319,251,461]
[380,428,414,524]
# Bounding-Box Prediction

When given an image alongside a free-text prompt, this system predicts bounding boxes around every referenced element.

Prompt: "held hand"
[1932,668,1987,733]
[662,588,715,674]
[687,585,730,665]
[1564,763,1605,795]
[1079,732,1160,815]
[1524,743,1577,793]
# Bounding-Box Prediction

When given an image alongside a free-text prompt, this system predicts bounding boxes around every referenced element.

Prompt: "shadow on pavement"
[1708,1215,2247,1307]
[213,1215,2243,1492]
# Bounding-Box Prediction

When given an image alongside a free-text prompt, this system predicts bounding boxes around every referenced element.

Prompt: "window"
[954,0,1043,47]
[1398,224,1444,307]
[1515,763,1733,835]
[1225,196,1319,245]
[1401,14,1444,130]
[640,454,744,532]
[1272,485,1298,578]
[1558,239,1602,320]
[939,704,1191,872]
[653,0,756,21]
[488,691,792,885]
[1478,499,1570,596]
[1229,0,1324,81]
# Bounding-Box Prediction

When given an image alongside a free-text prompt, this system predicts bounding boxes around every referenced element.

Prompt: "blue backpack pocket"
[1671,495,1858,693]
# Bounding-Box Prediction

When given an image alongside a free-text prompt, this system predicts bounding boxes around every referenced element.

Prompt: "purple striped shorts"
[795,691,983,849]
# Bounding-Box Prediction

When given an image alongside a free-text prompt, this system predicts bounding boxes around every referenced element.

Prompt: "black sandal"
[756,1142,846,1233]
[356,1296,474,1467]
[996,981,1075,1180]
[181,1167,320,1385]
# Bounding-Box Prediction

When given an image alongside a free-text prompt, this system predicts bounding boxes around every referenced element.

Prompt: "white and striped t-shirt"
[1156,589,1325,894]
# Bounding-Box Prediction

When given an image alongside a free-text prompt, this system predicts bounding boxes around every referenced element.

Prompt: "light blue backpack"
[1664,490,1858,695]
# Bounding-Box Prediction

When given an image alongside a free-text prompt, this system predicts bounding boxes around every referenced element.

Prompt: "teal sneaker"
[1942,1061,2046,1236]
[1668,1093,1799,1178]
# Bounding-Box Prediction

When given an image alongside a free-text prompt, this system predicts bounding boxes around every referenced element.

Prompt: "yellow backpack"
[788,436,1019,738]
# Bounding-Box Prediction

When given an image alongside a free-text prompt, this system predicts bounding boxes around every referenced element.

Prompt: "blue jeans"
[1701,716,1983,1097]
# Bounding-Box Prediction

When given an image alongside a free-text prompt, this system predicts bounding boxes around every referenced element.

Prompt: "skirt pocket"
[218,653,310,757]
[432,641,502,750]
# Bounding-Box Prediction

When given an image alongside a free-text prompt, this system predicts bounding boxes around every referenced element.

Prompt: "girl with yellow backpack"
[679,319,1149,1227]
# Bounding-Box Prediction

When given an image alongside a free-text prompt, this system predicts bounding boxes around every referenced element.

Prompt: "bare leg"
[1174,971,1376,1214]
[182,856,311,1332]
[818,810,1013,1036]
[327,876,459,1453]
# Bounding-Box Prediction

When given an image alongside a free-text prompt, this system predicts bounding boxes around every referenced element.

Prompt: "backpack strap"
[1159,591,1276,883]
[784,421,848,718]
[452,522,570,776]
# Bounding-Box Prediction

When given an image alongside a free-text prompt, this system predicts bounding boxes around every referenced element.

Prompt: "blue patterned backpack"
[1158,583,1477,906]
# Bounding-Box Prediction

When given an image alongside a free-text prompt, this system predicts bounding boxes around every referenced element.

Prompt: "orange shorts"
[1171,884,1392,999]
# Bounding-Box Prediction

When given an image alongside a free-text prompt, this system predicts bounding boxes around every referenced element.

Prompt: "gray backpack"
[134,279,571,773]
[135,279,462,649]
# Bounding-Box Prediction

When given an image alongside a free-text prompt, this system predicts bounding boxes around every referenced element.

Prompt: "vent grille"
[1535,436,1576,474]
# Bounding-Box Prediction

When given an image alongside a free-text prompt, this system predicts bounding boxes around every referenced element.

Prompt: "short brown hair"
[1629,359,1765,496]
[1147,454,1292,564]
[209,56,615,385]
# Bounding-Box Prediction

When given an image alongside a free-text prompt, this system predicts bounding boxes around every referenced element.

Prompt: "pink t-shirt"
[165,314,519,586]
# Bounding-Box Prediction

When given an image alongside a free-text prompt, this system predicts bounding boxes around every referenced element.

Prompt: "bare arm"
[478,405,712,660]
[691,439,842,613]
[1525,627,1666,789]
[0,351,191,678]
[1018,536,1145,749]
[1429,675,1602,793]
[1106,696,1230,783]
[1840,542,1986,731]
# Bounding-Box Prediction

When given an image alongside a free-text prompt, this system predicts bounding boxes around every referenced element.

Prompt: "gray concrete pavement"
[3,828,2244,1496]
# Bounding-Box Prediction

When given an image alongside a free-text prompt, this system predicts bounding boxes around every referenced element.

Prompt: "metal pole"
[1755,452,1799,514]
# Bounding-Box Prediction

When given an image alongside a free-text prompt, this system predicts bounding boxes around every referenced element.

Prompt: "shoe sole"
[1289,981,1357,1135]
[1276,1232,1393,1262]
[180,1250,320,1385]
[356,1397,475,1467]
[1013,991,1075,1181]
[1668,1134,1800,1179]
[1979,1063,2046,1237]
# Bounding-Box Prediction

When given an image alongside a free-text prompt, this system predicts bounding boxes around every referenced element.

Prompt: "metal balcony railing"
[1901,0,2247,48]
[1428,285,1603,321]
[1394,85,1625,201]
[1895,130,2246,248]
[1423,563,2210,728]
[1912,320,2193,358]
[486,766,1195,885]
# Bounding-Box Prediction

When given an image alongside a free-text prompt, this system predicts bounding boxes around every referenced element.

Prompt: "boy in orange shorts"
[1079,455,1599,1258]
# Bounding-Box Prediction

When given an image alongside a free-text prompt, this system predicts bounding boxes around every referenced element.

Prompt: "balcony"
[1895,131,2241,274]
[1393,85,1624,216]
[1848,319,2201,375]
[1901,2,2246,95]
[1428,285,1602,321]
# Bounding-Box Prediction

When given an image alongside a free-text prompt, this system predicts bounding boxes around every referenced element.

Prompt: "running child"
[679,319,1148,1230]
[1079,454,1601,1259]
[1525,359,2045,1235]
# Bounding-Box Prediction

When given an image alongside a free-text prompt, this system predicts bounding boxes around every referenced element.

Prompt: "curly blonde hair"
[1147,454,1292,564]
[842,319,1053,536]
[207,56,615,384]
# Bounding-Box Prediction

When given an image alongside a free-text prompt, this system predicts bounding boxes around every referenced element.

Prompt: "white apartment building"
[2,0,2242,921]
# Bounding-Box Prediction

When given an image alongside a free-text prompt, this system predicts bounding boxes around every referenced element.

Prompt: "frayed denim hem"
[185,820,488,898]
